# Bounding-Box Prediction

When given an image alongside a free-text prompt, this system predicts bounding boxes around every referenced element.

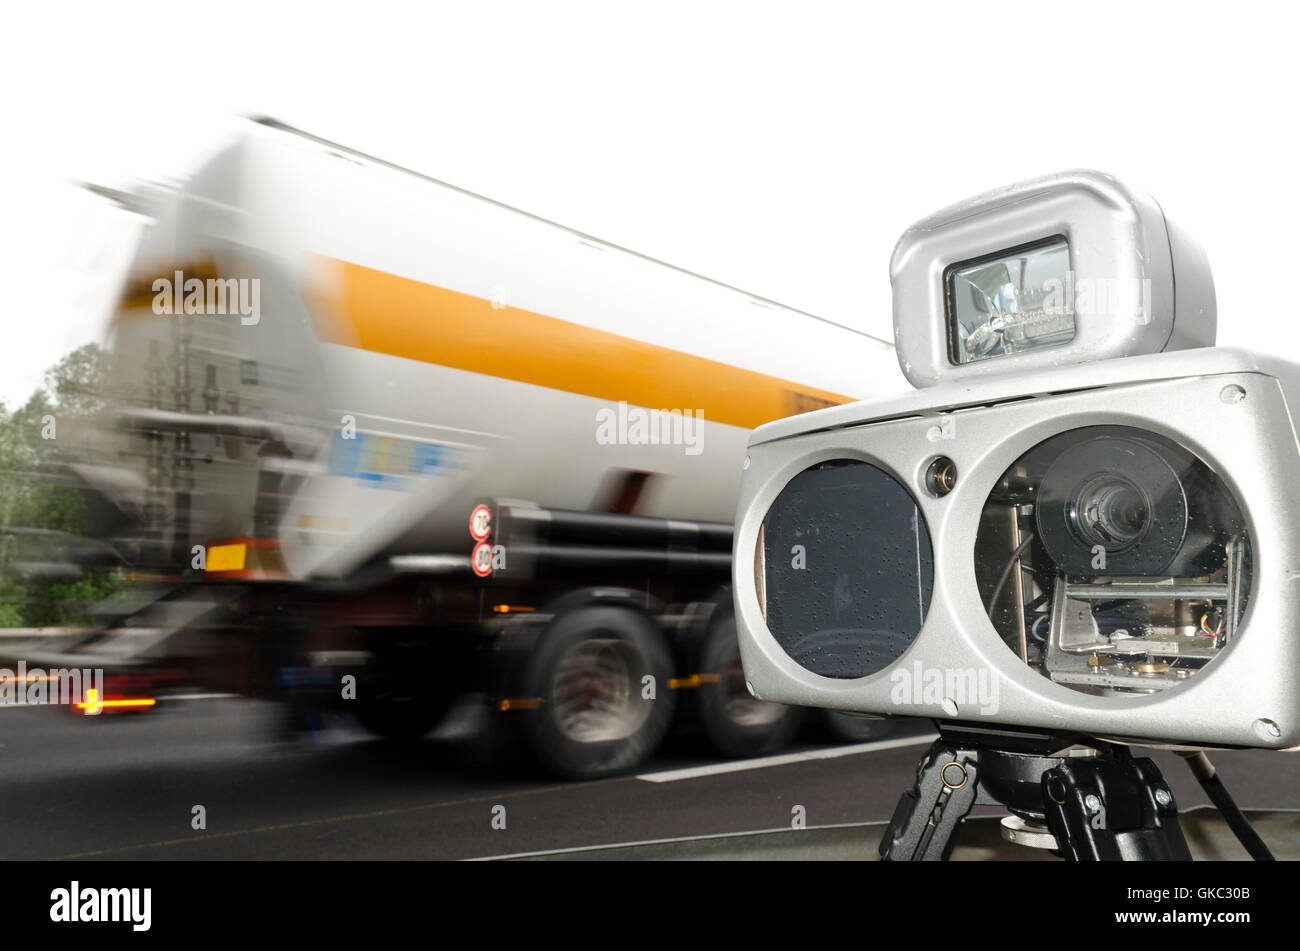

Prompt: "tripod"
[879,725,1193,861]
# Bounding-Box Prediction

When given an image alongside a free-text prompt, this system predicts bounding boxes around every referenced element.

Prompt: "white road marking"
[469,821,873,861]
[635,732,937,783]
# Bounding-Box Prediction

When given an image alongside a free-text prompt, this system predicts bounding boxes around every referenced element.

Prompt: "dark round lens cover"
[761,460,933,679]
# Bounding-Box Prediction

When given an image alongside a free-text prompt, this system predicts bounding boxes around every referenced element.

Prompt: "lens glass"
[1068,474,1150,552]
[947,237,1074,365]
[759,460,933,679]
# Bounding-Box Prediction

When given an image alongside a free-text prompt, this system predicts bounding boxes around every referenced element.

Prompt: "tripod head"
[881,725,1192,861]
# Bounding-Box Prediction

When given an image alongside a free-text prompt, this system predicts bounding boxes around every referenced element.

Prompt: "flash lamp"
[946,237,1073,365]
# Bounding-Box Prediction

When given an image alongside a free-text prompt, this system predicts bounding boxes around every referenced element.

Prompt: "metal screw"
[1084,794,1102,813]
[1154,788,1173,807]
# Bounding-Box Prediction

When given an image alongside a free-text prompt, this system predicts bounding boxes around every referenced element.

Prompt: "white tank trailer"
[74,118,905,777]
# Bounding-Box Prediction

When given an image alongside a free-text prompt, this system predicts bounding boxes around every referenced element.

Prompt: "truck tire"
[696,612,804,757]
[520,604,675,779]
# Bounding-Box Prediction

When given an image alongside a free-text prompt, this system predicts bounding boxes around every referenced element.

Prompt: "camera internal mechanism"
[975,426,1251,695]
[758,460,933,679]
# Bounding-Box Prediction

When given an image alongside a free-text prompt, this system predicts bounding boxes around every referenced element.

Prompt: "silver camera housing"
[735,348,1300,749]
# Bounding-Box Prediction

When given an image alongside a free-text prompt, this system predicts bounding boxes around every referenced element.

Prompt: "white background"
[2,0,1296,406]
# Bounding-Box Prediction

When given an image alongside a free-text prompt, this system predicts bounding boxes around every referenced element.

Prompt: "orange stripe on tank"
[306,256,851,429]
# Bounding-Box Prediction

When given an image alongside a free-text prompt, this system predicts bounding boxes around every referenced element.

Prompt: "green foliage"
[0,342,120,627]
[20,570,124,628]
[42,342,110,419]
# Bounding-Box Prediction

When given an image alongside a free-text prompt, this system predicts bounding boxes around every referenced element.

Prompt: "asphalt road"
[1,697,1296,860]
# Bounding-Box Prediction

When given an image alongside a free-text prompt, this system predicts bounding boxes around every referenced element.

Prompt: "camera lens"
[1068,474,1150,552]
[1034,433,1189,577]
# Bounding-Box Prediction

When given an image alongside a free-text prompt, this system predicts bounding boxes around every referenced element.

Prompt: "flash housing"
[891,170,1216,388]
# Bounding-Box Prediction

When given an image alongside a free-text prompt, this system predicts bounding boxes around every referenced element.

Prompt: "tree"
[0,342,121,626]
[41,342,110,419]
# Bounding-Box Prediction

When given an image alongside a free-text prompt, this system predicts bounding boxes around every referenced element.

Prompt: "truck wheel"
[697,612,804,757]
[520,604,675,779]
[821,709,896,743]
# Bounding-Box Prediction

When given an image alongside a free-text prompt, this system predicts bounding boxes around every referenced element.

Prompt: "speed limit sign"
[469,504,492,542]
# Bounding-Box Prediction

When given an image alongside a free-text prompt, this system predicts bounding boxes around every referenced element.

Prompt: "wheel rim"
[719,643,786,728]
[550,637,650,743]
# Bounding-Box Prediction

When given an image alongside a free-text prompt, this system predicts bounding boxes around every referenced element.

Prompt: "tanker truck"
[62,117,905,777]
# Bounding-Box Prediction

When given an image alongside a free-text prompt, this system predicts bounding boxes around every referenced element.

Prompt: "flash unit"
[890,170,1216,388]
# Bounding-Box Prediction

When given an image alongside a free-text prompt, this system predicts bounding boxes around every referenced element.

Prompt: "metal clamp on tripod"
[879,726,1192,861]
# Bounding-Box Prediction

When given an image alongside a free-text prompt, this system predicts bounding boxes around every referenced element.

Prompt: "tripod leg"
[1041,755,1191,860]
[879,740,980,861]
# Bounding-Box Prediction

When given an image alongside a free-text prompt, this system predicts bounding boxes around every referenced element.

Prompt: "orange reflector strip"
[206,543,248,573]
[75,689,157,712]
[497,697,542,711]
[491,605,536,614]
[98,699,157,709]
[669,673,721,689]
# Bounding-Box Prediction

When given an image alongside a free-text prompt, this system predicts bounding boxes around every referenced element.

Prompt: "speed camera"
[733,170,1300,751]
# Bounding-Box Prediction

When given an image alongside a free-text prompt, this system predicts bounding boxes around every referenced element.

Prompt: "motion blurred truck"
[65,118,904,777]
